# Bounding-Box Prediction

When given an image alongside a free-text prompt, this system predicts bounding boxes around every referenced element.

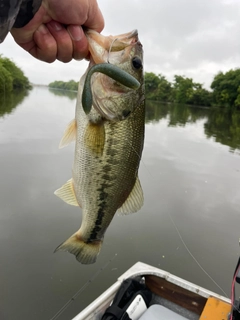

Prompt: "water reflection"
[3,91,238,153]
[145,100,169,123]
[145,100,209,125]
[48,87,77,100]
[1,88,240,320]
[0,89,29,117]
[146,100,240,152]
[205,108,240,152]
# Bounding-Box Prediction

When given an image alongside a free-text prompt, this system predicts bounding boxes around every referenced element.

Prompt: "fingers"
[47,23,89,62]
[10,0,104,63]
[33,24,58,62]
[67,25,88,60]
[45,23,88,62]
[47,21,73,62]
[11,24,58,63]
[12,22,89,63]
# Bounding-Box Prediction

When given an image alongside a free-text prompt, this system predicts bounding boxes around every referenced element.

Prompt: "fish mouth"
[127,29,138,38]
[84,29,142,121]
[86,29,141,64]
[112,29,139,42]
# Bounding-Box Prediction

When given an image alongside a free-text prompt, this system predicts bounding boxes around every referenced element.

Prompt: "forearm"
[0,0,42,42]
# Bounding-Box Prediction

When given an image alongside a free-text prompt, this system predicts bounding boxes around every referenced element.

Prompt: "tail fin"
[54,232,102,264]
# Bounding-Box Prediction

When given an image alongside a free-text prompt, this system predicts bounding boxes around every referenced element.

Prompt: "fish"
[54,29,145,264]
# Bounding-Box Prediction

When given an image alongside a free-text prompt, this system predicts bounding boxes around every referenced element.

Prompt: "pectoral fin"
[84,123,105,155]
[54,178,80,207]
[59,119,77,149]
[117,177,144,215]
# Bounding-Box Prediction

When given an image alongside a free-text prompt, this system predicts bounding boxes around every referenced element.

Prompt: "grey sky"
[1,0,240,88]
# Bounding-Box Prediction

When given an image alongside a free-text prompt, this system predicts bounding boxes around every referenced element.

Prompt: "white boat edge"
[72,261,231,320]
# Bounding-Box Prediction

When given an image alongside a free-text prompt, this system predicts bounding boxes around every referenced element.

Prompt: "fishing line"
[50,253,117,320]
[107,38,118,63]
[168,212,228,297]
[124,137,153,180]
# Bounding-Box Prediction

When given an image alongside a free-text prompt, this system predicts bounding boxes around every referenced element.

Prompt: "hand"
[10,0,104,63]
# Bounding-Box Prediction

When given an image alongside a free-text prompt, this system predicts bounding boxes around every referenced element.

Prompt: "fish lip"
[126,29,138,41]
[128,29,138,38]
[86,29,141,60]
[113,29,140,45]
[85,28,138,39]
[114,29,138,40]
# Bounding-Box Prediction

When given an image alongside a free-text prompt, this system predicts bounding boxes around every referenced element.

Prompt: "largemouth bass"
[54,29,145,264]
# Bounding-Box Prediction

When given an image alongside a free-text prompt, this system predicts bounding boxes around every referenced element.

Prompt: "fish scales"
[54,29,145,264]
[74,96,145,243]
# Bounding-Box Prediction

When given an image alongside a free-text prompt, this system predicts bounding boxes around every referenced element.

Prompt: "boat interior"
[141,273,230,319]
[73,262,236,320]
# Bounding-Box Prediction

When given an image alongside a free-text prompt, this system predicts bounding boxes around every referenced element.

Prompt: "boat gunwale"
[72,261,231,320]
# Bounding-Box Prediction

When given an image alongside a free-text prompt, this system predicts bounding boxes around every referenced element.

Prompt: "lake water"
[1,87,240,320]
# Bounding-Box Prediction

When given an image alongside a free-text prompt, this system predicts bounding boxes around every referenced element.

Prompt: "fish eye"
[132,57,142,70]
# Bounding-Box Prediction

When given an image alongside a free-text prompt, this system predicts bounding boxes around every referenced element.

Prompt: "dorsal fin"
[117,176,144,215]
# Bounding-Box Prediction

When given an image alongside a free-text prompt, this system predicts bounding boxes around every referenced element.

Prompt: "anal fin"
[117,176,144,215]
[54,178,80,207]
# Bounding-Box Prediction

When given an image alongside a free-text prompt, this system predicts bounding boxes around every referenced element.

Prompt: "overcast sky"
[1,0,240,88]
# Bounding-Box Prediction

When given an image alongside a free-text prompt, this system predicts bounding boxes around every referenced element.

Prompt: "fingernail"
[38,24,48,35]
[48,21,62,31]
[68,25,83,41]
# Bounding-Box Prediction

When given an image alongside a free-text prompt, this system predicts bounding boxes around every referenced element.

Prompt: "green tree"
[145,72,172,102]
[234,86,240,107]
[155,74,173,102]
[171,75,212,106]
[211,69,240,108]
[187,87,212,106]
[0,62,13,93]
[49,80,78,91]
[172,75,195,104]
[66,79,78,91]
[1,57,31,90]
[144,72,160,93]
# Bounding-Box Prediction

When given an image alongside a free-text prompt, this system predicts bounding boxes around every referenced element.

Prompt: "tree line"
[49,68,240,109]
[0,56,31,93]
[48,80,78,91]
[145,69,240,109]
